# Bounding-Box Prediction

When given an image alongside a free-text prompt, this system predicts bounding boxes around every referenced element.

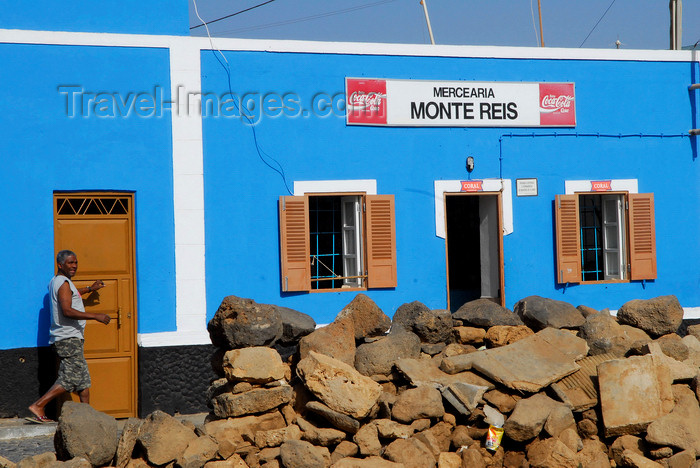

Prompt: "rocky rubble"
[13,293,700,468]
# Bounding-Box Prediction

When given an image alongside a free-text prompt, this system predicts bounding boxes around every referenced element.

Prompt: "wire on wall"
[191,0,293,196]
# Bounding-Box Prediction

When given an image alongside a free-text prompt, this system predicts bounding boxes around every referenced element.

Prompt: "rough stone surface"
[666,450,696,468]
[274,306,316,344]
[254,424,302,448]
[330,441,359,464]
[279,440,326,468]
[299,318,356,366]
[440,382,489,416]
[621,449,664,468]
[54,401,118,466]
[453,299,523,327]
[483,325,534,347]
[458,330,581,392]
[332,457,405,467]
[557,427,583,453]
[335,293,391,339]
[396,358,494,390]
[207,295,283,349]
[526,438,578,468]
[483,389,521,414]
[460,448,486,468]
[297,351,382,419]
[392,386,445,423]
[646,385,700,452]
[437,452,461,468]
[544,404,576,438]
[15,453,56,468]
[211,385,293,418]
[115,418,142,468]
[374,419,416,439]
[514,295,585,331]
[392,301,432,333]
[384,438,436,468]
[617,295,684,337]
[222,347,288,384]
[577,439,611,468]
[353,423,381,456]
[453,327,486,346]
[178,435,219,468]
[296,417,346,446]
[579,311,651,357]
[598,355,673,437]
[609,435,645,466]
[354,331,421,376]
[653,334,690,361]
[412,309,454,344]
[503,393,563,442]
[138,410,197,466]
[305,400,361,434]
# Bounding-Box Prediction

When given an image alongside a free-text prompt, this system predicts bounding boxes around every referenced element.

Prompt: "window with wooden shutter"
[365,195,397,288]
[555,194,581,284]
[628,193,656,280]
[279,196,310,292]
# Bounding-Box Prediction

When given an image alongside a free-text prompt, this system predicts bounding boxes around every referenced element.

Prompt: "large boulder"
[453,299,523,327]
[222,347,288,384]
[392,301,453,343]
[137,410,198,466]
[207,296,283,349]
[384,437,437,468]
[526,438,579,468]
[503,393,563,442]
[391,386,445,423]
[579,311,651,356]
[54,401,118,466]
[274,306,316,344]
[617,295,684,337]
[335,294,391,339]
[279,440,326,468]
[299,318,356,366]
[211,385,293,418]
[115,418,142,468]
[646,385,700,452]
[354,330,421,376]
[297,351,382,419]
[514,296,585,330]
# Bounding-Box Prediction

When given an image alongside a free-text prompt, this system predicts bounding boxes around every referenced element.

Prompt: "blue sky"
[189,0,700,50]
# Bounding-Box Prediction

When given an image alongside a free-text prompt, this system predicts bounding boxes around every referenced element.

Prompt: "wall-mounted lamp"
[466,156,475,173]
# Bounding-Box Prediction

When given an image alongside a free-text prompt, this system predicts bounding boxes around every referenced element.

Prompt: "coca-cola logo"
[348,91,386,111]
[461,180,483,192]
[540,94,574,113]
[591,180,612,191]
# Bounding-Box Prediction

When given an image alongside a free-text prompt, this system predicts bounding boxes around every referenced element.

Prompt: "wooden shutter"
[279,196,310,292]
[365,195,397,288]
[628,193,656,280]
[555,194,581,284]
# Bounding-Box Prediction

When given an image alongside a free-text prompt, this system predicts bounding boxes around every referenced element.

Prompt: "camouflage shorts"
[52,337,91,393]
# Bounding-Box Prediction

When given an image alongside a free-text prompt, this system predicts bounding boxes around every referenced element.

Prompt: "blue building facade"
[0,1,698,417]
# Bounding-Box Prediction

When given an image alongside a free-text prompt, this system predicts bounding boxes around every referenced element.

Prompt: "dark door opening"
[445,193,503,312]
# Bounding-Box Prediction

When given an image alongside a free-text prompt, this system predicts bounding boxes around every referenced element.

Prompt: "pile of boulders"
[9,292,700,468]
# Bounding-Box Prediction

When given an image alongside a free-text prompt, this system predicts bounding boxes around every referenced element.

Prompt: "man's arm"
[77,280,105,296]
[57,282,111,325]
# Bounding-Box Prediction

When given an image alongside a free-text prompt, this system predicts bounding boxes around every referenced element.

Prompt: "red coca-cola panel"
[539,83,576,126]
[346,79,388,125]
[461,180,483,192]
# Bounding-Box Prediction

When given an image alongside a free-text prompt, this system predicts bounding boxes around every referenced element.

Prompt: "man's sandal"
[25,415,54,424]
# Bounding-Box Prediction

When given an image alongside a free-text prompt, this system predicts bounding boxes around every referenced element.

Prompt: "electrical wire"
[213,0,398,36]
[579,0,617,48]
[191,0,293,196]
[191,0,276,30]
[530,0,540,47]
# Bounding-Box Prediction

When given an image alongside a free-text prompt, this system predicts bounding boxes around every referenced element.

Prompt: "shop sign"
[591,180,612,191]
[346,78,575,127]
[461,180,483,192]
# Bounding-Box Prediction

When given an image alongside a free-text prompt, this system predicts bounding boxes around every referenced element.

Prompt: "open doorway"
[445,193,504,311]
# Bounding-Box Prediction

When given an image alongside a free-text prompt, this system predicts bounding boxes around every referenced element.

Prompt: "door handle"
[118,307,122,328]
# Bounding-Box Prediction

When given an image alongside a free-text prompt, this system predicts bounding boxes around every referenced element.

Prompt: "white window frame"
[341,196,363,287]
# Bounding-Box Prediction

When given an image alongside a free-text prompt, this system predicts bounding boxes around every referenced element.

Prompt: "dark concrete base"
[0,346,57,418]
[0,344,216,419]
[138,344,216,417]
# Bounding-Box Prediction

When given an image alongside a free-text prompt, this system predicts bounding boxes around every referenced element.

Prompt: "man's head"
[56,250,78,277]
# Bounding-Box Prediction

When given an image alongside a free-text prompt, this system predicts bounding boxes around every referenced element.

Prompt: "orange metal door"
[54,194,137,418]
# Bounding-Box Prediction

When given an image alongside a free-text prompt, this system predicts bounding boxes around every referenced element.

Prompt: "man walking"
[28,250,111,422]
